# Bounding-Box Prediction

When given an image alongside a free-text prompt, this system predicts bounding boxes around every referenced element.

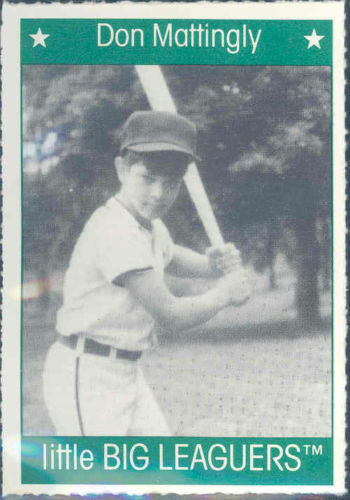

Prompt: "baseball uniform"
[43,196,173,436]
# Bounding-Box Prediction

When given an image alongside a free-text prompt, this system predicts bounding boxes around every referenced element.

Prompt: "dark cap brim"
[125,142,201,162]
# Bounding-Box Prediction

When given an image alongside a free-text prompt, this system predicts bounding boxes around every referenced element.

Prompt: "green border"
[331,62,334,447]
[20,63,24,439]
[19,18,335,486]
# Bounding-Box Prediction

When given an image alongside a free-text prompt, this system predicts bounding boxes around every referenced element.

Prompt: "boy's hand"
[206,243,242,276]
[216,268,251,306]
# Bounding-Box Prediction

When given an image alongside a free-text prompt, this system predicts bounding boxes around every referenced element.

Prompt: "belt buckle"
[76,336,85,355]
[109,346,117,360]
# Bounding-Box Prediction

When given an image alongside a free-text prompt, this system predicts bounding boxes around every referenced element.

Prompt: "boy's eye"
[167,177,182,188]
[165,179,178,189]
[143,174,155,182]
[142,173,181,189]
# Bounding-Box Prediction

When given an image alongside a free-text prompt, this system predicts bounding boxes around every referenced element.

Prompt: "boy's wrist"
[211,282,231,309]
[206,255,224,279]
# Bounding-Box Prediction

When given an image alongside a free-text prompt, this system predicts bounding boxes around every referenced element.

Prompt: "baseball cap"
[120,111,200,161]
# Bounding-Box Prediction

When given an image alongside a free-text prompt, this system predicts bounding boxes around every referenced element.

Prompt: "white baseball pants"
[43,341,171,436]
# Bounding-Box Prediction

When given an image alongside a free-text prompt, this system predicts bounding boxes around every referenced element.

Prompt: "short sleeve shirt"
[56,197,174,350]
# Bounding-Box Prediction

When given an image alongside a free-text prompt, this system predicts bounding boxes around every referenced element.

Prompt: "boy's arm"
[166,245,213,279]
[164,273,211,297]
[167,244,242,279]
[122,268,250,332]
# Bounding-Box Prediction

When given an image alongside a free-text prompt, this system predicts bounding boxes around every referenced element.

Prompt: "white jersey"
[56,196,174,350]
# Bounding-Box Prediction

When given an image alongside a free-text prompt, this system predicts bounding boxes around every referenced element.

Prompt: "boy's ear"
[114,156,127,182]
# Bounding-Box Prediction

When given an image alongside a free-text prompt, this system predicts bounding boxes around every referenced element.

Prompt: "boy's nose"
[151,181,164,200]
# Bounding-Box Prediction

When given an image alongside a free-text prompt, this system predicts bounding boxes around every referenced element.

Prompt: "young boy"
[43,111,250,436]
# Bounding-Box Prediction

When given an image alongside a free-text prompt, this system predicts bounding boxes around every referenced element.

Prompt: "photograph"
[22,64,332,438]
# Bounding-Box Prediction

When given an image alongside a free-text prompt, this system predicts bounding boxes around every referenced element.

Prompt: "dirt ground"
[22,260,332,437]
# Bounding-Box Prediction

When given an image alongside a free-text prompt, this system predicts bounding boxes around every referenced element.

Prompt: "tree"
[22,66,145,291]
[227,67,331,326]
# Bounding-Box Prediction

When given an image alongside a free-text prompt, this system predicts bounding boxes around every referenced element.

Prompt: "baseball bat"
[135,65,225,247]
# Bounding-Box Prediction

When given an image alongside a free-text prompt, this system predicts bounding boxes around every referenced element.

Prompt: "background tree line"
[23,65,331,327]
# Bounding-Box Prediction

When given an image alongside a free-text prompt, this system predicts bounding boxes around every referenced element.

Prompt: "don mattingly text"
[97,22,262,54]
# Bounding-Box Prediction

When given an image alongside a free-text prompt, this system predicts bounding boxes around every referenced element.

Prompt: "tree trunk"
[321,255,331,291]
[267,222,278,290]
[294,215,321,328]
[269,261,276,290]
[35,169,51,312]
[320,218,331,291]
[37,264,50,310]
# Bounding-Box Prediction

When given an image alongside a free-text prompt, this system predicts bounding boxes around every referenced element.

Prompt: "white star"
[304,29,324,49]
[29,28,50,48]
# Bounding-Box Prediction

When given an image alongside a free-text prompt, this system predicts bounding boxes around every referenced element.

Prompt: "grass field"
[23,257,331,437]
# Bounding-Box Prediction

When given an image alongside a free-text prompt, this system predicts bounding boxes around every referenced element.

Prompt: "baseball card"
[1,1,346,495]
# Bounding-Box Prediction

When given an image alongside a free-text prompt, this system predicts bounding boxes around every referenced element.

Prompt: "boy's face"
[117,154,187,220]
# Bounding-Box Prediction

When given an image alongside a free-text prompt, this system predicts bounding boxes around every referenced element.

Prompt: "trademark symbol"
[303,444,323,456]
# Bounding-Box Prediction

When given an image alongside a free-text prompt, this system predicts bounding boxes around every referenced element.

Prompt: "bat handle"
[184,164,225,247]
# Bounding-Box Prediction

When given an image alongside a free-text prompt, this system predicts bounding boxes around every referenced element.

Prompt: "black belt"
[58,334,142,361]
